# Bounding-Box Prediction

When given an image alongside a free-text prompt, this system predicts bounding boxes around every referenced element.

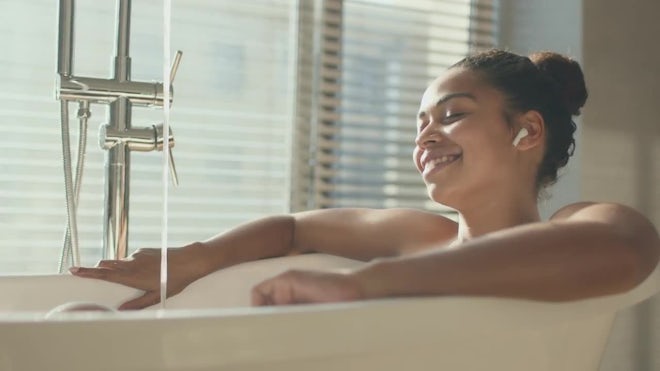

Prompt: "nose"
[415,121,442,149]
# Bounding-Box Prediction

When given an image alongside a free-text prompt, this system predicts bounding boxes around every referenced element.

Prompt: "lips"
[421,153,462,176]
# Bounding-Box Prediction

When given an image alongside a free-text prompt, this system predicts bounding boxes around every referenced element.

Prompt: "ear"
[513,110,544,150]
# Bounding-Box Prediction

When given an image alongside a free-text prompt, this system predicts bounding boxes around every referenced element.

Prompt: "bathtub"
[0,254,658,371]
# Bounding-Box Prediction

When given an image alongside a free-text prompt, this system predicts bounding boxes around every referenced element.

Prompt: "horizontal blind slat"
[313,0,494,210]
[0,0,297,273]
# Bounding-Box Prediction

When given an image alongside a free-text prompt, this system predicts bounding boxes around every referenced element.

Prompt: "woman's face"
[413,68,523,209]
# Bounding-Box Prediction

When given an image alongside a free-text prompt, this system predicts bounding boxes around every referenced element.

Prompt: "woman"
[71,49,660,309]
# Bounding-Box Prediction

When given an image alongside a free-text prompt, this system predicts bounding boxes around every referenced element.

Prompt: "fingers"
[251,269,363,307]
[251,286,268,306]
[95,260,126,270]
[70,266,114,279]
[251,271,300,306]
[69,266,135,287]
[252,278,285,306]
[252,281,277,306]
[118,292,161,311]
[71,265,163,310]
[131,248,159,257]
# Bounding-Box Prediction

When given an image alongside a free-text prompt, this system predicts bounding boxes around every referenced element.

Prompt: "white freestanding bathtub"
[0,253,658,371]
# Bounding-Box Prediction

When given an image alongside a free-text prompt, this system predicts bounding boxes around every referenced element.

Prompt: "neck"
[455,192,541,243]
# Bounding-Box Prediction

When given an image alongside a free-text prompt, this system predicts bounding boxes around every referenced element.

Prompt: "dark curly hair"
[451,49,588,191]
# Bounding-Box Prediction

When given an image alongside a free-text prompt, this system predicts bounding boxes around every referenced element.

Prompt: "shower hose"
[57,100,90,273]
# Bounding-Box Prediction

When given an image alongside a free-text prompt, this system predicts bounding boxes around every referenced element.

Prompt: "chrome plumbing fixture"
[56,0,182,263]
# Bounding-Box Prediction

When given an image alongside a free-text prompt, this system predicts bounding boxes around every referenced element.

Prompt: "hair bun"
[529,52,588,116]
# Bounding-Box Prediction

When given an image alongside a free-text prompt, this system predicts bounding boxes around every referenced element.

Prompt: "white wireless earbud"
[512,128,529,147]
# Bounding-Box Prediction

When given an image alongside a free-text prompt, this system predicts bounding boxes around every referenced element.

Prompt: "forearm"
[354,221,658,302]
[184,215,296,276]
[180,207,451,277]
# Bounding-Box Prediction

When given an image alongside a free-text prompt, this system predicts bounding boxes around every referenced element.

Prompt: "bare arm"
[72,207,455,309]
[353,203,660,302]
[195,207,457,275]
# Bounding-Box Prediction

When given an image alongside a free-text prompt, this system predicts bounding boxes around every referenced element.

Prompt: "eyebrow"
[417,92,477,119]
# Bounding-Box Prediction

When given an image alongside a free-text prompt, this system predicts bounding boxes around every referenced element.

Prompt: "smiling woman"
[413,50,585,217]
[0,0,495,275]
[71,49,660,310]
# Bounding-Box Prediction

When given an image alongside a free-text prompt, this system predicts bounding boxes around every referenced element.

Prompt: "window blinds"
[0,0,495,274]
[0,0,297,273]
[306,0,497,211]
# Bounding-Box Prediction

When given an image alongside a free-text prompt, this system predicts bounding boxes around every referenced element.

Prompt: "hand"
[70,246,204,310]
[251,269,364,306]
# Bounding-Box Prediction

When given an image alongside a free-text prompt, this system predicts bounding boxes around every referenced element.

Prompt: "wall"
[582,0,660,370]
[499,0,659,369]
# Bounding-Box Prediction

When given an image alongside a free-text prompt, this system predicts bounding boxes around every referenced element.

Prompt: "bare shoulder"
[549,201,599,220]
[296,207,456,232]
[382,207,458,232]
[551,201,660,266]
[377,208,459,253]
[364,207,456,225]
[292,207,458,258]
[338,207,458,243]
[550,202,658,235]
[550,201,656,228]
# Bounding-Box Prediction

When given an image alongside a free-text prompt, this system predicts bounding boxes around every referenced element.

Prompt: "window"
[0,0,297,273]
[301,0,497,212]
[0,0,496,274]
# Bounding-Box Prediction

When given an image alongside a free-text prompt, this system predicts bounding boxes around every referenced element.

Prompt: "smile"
[423,154,461,176]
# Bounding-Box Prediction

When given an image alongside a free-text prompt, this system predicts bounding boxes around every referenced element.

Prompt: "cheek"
[412,146,423,173]
[454,129,503,170]
[462,136,514,183]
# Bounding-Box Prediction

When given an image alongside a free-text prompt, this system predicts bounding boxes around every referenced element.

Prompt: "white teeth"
[425,155,459,170]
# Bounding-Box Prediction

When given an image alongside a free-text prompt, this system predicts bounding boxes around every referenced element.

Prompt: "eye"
[442,112,466,124]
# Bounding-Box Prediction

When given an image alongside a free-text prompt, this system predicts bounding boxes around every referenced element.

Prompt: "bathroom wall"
[582,0,660,370]
[498,0,659,370]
